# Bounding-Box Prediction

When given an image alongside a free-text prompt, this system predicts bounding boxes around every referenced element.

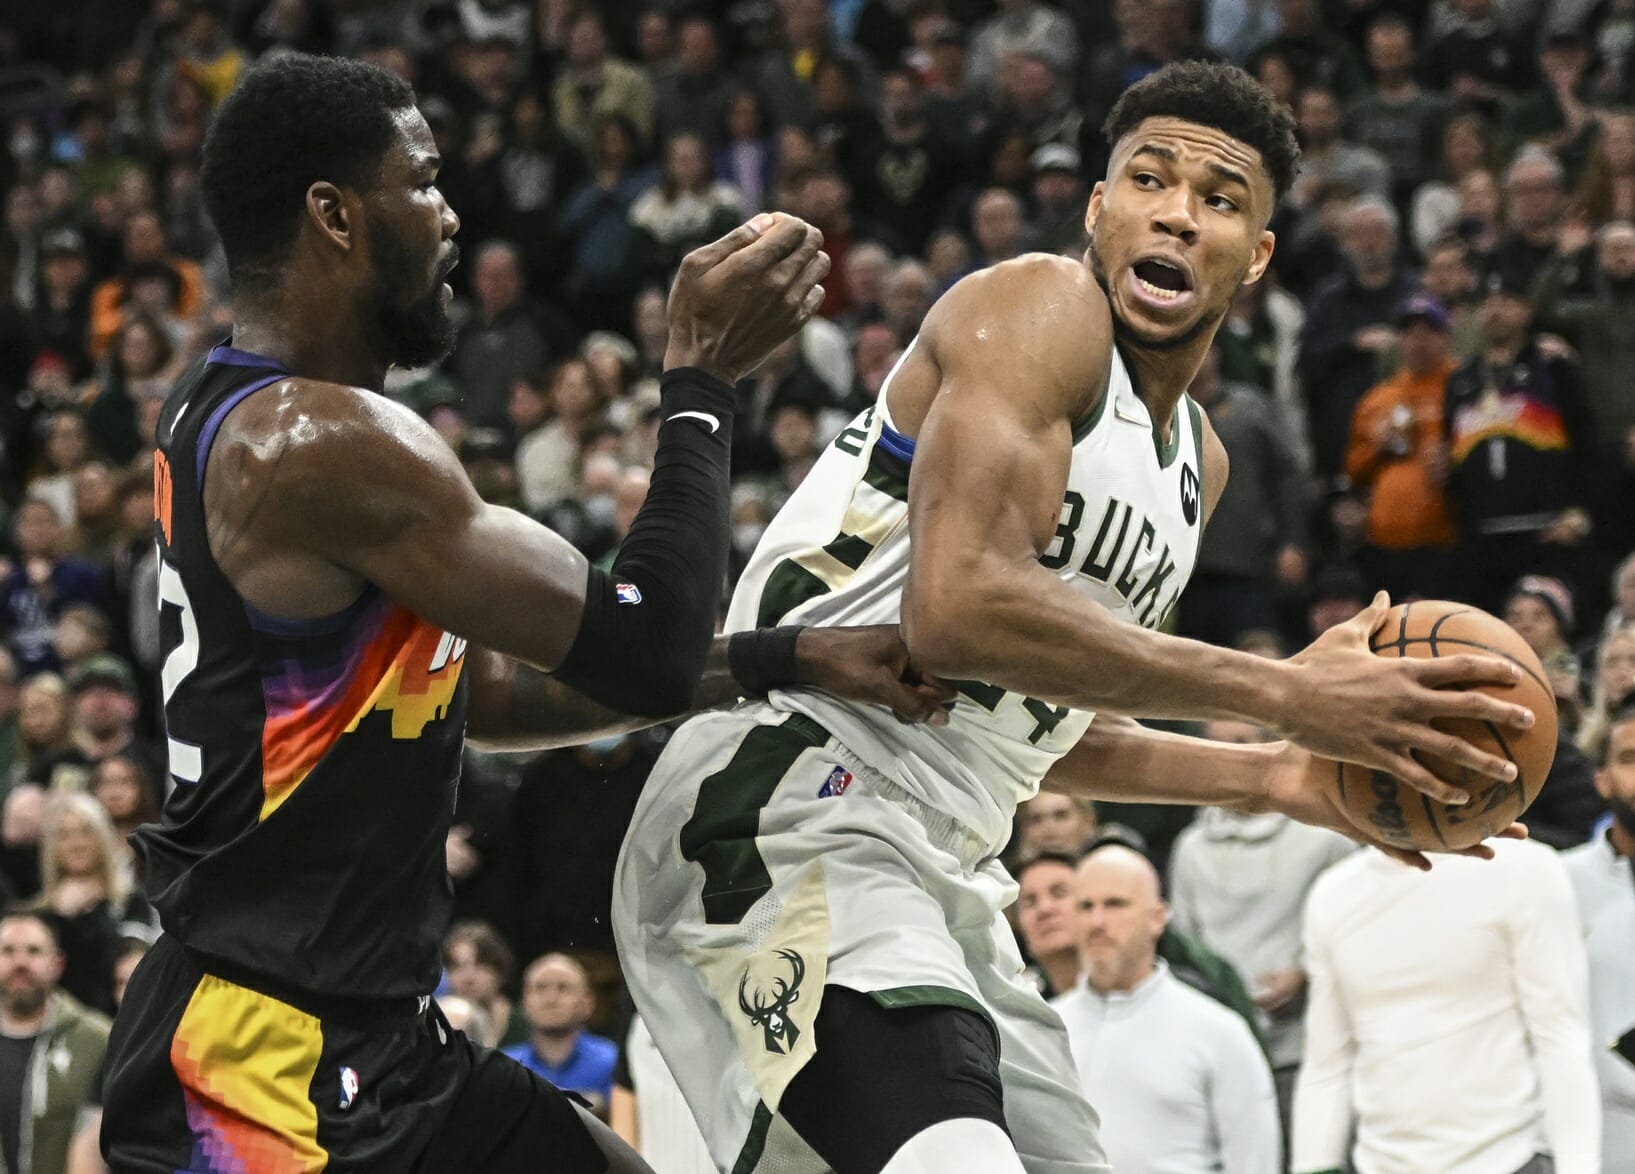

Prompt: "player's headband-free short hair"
[1102,60,1301,204]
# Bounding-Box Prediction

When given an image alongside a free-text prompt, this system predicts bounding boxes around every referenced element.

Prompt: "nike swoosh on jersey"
[666,410,722,434]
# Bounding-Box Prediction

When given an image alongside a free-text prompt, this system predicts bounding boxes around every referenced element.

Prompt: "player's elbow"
[901,571,993,678]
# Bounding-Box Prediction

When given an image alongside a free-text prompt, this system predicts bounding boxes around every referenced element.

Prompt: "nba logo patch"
[616,582,643,605]
[339,1066,360,1111]
[817,766,853,798]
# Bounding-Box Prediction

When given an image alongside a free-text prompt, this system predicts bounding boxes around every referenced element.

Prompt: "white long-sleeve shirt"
[1562,830,1635,1168]
[1053,959,1281,1174]
[1293,839,1601,1174]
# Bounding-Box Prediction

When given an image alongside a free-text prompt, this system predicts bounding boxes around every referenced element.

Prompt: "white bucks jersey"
[727,344,1206,849]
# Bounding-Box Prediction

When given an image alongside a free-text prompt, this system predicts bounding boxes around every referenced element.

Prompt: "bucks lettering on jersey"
[727,342,1205,849]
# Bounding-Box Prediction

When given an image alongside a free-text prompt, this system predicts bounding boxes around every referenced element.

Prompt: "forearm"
[918,569,1296,728]
[1041,714,1282,806]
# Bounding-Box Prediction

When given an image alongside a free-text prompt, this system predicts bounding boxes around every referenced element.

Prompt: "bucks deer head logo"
[738,948,806,1055]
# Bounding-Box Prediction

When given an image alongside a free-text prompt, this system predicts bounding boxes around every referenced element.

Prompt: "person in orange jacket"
[1346,294,1456,599]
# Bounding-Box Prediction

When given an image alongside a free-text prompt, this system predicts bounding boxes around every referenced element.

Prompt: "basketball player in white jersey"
[613,62,1535,1174]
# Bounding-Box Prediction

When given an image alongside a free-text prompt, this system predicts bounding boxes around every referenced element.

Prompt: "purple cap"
[1397,294,1450,331]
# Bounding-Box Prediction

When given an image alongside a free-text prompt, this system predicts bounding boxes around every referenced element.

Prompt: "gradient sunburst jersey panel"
[255,593,466,820]
[170,975,327,1173]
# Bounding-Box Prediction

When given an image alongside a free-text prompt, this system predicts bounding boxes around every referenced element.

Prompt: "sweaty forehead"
[388,107,438,169]
[1115,117,1269,188]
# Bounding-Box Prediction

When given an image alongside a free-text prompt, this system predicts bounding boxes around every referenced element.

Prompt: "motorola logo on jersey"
[1180,464,1199,526]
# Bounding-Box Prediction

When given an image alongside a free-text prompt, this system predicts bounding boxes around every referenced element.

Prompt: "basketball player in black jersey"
[99,55,950,1173]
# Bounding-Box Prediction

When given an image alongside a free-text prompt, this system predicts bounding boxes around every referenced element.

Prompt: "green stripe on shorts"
[730,1101,774,1174]
[679,713,831,925]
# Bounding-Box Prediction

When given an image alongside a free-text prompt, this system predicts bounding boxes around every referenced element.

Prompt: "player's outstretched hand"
[1277,592,1534,806]
[664,212,829,385]
[794,626,956,726]
[1261,740,1530,870]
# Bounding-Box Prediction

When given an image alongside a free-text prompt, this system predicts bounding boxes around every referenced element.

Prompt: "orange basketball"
[1319,600,1558,851]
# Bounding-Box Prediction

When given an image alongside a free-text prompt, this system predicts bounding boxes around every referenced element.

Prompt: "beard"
[368,221,458,369]
[1087,226,1232,353]
[2,982,47,1019]
[1609,795,1635,840]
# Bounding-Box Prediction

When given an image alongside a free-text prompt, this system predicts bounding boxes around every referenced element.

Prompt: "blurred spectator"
[654,16,734,147]
[82,312,178,466]
[835,240,891,334]
[1025,144,1089,256]
[436,993,495,1045]
[1018,793,1099,858]
[1507,574,1586,718]
[28,227,95,381]
[1345,16,1452,210]
[12,674,75,795]
[1418,235,1484,357]
[732,335,834,476]
[86,209,205,361]
[33,791,155,1015]
[1535,219,1635,557]
[1180,344,1311,648]
[1346,295,1457,600]
[1419,0,1534,116]
[557,115,653,333]
[1502,29,1598,172]
[553,12,656,150]
[459,427,520,507]
[1168,719,1356,1145]
[880,258,934,347]
[926,225,974,294]
[502,952,619,1117]
[969,0,1080,102]
[1489,148,1573,282]
[28,410,95,531]
[1216,278,1307,449]
[812,56,878,183]
[1289,83,1393,222]
[628,132,747,287]
[1443,263,1597,613]
[69,462,122,564]
[0,650,18,795]
[1249,0,1368,99]
[514,358,607,514]
[1410,111,1499,257]
[442,919,526,1049]
[1574,109,1635,227]
[755,0,873,131]
[3,499,106,677]
[854,69,964,257]
[1014,850,1083,997]
[1298,195,1418,484]
[1053,845,1281,1174]
[970,186,1025,269]
[449,239,559,432]
[0,908,109,1174]
[1208,0,1284,64]
[88,752,159,844]
[1294,838,1600,1174]
[717,89,779,213]
[1562,696,1635,1162]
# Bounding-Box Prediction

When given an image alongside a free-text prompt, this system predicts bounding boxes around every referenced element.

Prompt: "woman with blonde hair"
[33,791,156,1013]
[1579,625,1635,763]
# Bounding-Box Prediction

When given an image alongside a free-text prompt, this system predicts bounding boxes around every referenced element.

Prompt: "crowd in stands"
[2,0,1634,1170]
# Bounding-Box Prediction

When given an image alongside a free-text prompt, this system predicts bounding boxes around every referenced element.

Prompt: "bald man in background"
[1052,845,1280,1174]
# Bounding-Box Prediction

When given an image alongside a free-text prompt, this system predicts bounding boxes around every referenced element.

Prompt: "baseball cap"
[69,652,138,696]
[40,226,85,258]
[1397,294,1450,331]
[1031,143,1081,178]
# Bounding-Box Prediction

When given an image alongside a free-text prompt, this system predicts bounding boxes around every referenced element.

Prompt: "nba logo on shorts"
[818,766,852,798]
[338,1066,360,1111]
[616,582,643,605]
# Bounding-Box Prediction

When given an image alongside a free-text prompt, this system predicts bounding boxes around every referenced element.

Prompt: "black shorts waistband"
[166,937,428,1030]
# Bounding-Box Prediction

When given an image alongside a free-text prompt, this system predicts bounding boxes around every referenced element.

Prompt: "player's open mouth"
[1124,259,1195,313]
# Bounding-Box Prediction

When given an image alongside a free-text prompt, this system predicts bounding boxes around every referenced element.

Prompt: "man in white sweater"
[1563,696,1635,1164]
[1293,837,1601,1174]
[1168,719,1358,1133]
[1053,844,1281,1174]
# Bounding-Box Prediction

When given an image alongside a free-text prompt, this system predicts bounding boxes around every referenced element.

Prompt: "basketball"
[1320,600,1558,851]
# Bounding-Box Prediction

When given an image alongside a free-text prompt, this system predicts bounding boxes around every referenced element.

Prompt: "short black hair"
[1013,850,1080,885]
[1102,60,1301,203]
[201,53,417,289]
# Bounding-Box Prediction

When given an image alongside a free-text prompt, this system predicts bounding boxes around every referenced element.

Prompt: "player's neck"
[1609,819,1635,858]
[1119,338,1209,439]
[530,1026,582,1067]
[230,297,389,392]
[1038,948,1080,998]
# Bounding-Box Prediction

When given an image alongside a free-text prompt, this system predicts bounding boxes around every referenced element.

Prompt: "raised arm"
[209,217,827,718]
[899,258,1532,801]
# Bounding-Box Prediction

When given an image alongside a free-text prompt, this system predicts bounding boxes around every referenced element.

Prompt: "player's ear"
[1085,182,1104,235]
[1240,228,1276,287]
[306,181,354,253]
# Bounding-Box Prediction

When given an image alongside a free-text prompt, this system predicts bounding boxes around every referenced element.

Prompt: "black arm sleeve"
[552,368,737,716]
